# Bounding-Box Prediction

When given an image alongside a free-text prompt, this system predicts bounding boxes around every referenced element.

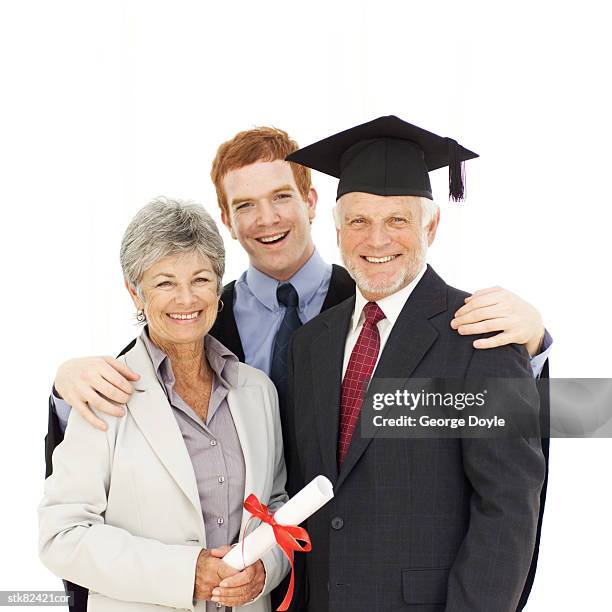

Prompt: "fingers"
[454,318,510,337]
[452,305,509,329]
[456,291,506,316]
[209,545,232,558]
[212,566,263,607]
[72,399,108,431]
[97,360,137,401]
[54,356,137,428]
[103,356,140,382]
[216,561,240,581]
[93,374,132,405]
[218,566,253,588]
[81,386,126,418]
[211,593,258,607]
[473,332,514,350]
[457,286,543,351]
[464,286,504,302]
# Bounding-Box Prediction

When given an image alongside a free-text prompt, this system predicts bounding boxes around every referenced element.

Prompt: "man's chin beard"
[342,254,425,300]
[351,270,410,298]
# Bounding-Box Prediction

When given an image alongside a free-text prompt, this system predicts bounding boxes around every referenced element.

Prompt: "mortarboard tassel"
[447,138,466,202]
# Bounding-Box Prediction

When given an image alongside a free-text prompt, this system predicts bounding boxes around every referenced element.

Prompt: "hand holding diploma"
[223,475,334,610]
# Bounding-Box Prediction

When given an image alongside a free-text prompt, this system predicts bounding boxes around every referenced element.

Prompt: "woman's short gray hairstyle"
[120,197,225,296]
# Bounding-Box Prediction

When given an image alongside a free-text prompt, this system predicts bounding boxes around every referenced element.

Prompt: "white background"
[1,1,611,609]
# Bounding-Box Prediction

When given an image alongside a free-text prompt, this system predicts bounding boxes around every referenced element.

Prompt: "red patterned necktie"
[338,301,386,466]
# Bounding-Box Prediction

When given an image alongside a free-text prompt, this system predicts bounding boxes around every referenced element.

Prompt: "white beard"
[340,234,428,299]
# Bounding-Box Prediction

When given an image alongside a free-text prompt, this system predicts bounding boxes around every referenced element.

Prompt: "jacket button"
[331,517,344,530]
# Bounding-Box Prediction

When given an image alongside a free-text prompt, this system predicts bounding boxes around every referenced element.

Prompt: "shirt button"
[218,476,225,484]
[215,603,222,608]
[210,440,217,446]
[217,517,224,525]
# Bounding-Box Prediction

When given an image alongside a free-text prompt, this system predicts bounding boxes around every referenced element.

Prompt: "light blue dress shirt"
[233,248,332,376]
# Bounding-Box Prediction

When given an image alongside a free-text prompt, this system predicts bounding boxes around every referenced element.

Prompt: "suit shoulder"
[220,280,237,301]
[293,295,353,343]
[444,282,472,314]
[428,275,531,374]
[329,265,355,292]
[445,284,532,376]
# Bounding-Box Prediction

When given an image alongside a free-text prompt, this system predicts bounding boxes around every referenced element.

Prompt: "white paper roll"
[223,475,334,570]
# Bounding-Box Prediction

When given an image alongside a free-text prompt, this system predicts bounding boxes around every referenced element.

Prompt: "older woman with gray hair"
[39,198,289,612]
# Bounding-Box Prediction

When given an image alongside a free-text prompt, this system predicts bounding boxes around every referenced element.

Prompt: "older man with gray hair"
[283,116,547,612]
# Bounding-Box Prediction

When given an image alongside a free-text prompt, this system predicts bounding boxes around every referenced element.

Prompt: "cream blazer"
[39,336,290,612]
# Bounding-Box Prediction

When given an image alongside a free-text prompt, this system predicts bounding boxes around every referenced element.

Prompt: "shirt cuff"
[51,389,72,434]
[529,328,553,379]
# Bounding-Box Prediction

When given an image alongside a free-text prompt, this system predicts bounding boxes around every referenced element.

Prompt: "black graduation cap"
[285,115,478,202]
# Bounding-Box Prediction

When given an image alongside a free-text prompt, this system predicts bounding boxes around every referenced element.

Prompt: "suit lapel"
[336,266,448,490]
[123,339,205,535]
[309,297,355,484]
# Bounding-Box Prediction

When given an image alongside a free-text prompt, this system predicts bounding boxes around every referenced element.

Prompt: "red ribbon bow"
[241,493,311,611]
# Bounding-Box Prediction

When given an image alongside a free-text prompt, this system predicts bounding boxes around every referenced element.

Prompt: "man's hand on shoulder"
[54,356,139,431]
[451,286,545,356]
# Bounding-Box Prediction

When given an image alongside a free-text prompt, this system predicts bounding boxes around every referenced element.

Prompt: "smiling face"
[336,193,439,301]
[126,250,219,349]
[220,159,317,281]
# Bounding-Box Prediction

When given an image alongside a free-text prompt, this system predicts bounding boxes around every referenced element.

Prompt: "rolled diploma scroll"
[223,475,334,570]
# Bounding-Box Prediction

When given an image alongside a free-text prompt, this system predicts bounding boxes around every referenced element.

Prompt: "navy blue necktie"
[270,283,302,405]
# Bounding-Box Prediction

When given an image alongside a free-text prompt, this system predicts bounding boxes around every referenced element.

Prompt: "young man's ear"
[221,209,237,240]
[306,187,318,222]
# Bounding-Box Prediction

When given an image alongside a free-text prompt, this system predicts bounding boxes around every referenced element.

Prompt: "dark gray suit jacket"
[284,266,546,612]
